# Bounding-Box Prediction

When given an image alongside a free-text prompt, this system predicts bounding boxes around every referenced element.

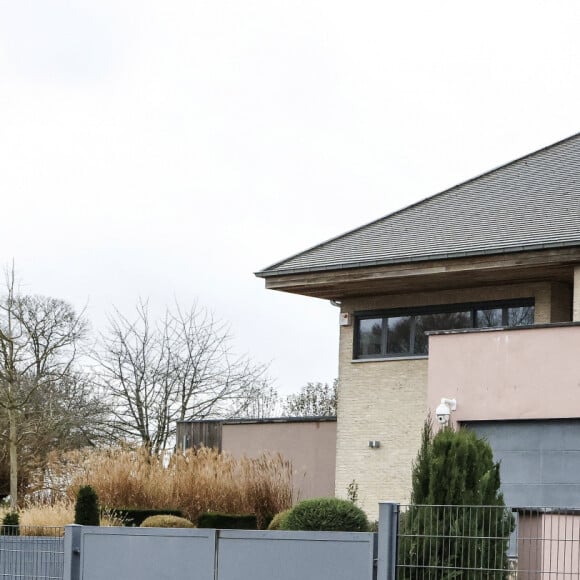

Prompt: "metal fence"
[1,505,579,580]
[63,525,376,580]
[396,505,580,580]
[0,526,64,580]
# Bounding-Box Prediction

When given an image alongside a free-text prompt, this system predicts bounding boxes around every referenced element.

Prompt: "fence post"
[64,525,82,580]
[377,502,399,580]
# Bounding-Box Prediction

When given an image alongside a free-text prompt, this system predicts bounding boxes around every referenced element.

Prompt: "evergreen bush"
[399,421,515,580]
[280,498,369,532]
[140,515,195,528]
[197,512,258,530]
[267,509,291,530]
[74,485,100,526]
[1,511,20,536]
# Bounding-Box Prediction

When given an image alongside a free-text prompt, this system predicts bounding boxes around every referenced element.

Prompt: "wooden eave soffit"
[263,248,580,300]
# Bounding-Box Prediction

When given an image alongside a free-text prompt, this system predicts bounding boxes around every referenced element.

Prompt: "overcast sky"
[1,0,579,395]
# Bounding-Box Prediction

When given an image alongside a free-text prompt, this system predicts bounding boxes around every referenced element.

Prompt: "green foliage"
[284,380,337,417]
[346,480,359,504]
[74,485,100,526]
[106,508,184,527]
[410,417,432,504]
[197,512,258,530]
[140,515,195,528]
[267,509,291,530]
[400,421,515,580]
[280,497,369,532]
[1,511,20,536]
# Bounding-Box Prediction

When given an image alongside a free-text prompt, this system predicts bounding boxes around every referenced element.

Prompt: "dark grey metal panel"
[217,530,375,580]
[465,420,580,508]
[258,133,580,276]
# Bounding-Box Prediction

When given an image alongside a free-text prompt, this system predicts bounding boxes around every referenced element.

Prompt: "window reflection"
[387,316,411,354]
[414,311,471,353]
[355,300,534,359]
[508,306,534,326]
[475,308,503,328]
[358,318,382,356]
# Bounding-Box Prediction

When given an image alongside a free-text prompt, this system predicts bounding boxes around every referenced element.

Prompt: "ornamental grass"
[38,445,293,528]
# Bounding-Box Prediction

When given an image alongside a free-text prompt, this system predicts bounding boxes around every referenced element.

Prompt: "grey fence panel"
[0,536,64,580]
[217,529,375,580]
[75,527,217,580]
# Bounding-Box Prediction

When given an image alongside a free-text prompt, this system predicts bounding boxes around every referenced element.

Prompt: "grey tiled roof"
[257,132,580,277]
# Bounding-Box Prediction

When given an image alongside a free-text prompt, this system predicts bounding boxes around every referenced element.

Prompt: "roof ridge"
[256,130,580,277]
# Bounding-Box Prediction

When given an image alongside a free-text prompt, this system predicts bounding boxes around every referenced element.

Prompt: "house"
[256,132,580,517]
[176,416,337,500]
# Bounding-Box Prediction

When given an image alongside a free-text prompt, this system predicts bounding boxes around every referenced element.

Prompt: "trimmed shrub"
[1,511,20,536]
[197,512,258,530]
[280,498,369,532]
[267,509,291,530]
[140,515,195,528]
[107,508,183,527]
[75,485,99,526]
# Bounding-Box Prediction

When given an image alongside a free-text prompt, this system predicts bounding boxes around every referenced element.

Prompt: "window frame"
[353,298,535,360]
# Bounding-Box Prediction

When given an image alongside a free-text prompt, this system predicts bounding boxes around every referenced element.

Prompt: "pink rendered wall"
[427,325,580,425]
[541,514,580,580]
[517,513,580,580]
[222,420,337,501]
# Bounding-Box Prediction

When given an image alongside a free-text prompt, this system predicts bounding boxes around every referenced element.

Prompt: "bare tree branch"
[96,300,271,453]
[0,268,105,508]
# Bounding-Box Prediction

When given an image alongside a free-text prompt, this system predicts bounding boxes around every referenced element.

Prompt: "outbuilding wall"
[222,419,336,500]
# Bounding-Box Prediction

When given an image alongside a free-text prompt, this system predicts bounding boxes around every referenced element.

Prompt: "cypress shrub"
[1,511,20,536]
[400,422,515,580]
[280,498,369,532]
[75,485,100,526]
[197,512,258,530]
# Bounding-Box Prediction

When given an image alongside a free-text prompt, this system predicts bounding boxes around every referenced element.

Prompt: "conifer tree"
[74,485,100,526]
[0,511,19,536]
[400,421,514,580]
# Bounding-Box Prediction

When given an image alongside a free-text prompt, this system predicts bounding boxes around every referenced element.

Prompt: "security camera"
[435,398,457,426]
[435,403,450,425]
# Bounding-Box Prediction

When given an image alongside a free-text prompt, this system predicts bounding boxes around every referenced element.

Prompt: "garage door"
[463,419,580,508]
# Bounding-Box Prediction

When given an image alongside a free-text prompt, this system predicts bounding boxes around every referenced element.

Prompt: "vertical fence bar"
[64,525,82,580]
[377,502,399,580]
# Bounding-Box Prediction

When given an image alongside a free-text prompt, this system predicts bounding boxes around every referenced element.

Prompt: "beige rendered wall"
[221,420,336,502]
[427,324,580,425]
[336,282,557,519]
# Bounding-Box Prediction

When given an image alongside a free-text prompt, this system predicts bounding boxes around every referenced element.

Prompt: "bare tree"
[97,300,270,453]
[0,269,90,509]
[283,379,338,417]
[234,381,281,419]
[0,370,110,500]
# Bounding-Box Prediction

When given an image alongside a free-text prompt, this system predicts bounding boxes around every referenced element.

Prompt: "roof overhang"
[259,247,580,300]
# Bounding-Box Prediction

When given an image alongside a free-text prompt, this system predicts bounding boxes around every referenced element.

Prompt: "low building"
[176,416,337,501]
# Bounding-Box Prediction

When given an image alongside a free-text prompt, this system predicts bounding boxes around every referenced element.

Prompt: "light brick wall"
[335,281,557,519]
[574,267,580,322]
